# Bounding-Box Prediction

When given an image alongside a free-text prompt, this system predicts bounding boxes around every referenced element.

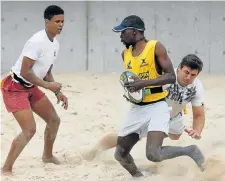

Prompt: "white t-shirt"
[11,29,59,85]
[164,69,204,118]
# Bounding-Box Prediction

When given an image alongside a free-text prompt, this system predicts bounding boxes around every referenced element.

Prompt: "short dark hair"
[44,5,64,20]
[179,54,203,72]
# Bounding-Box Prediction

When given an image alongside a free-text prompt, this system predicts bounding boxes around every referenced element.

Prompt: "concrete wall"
[1,1,225,74]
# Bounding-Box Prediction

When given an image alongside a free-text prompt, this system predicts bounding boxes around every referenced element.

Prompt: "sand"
[1,72,225,181]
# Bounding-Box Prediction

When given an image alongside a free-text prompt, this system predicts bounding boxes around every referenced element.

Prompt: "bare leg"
[114,133,142,177]
[31,95,60,164]
[146,131,205,171]
[1,109,36,175]
[83,132,118,161]
[96,132,118,151]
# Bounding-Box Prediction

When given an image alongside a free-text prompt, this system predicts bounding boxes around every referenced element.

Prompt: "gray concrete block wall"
[209,2,225,74]
[1,1,87,74]
[1,1,225,74]
[153,1,211,73]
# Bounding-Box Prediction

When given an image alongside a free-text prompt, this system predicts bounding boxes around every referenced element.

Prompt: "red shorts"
[1,75,45,113]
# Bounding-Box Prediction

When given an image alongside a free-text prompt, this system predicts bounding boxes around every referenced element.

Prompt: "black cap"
[112,15,145,32]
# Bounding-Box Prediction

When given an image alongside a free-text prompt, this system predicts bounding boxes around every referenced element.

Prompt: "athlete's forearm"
[143,72,176,87]
[21,69,49,88]
[193,116,205,134]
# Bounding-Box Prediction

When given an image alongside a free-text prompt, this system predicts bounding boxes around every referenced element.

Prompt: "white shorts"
[118,100,170,139]
[169,113,185,135]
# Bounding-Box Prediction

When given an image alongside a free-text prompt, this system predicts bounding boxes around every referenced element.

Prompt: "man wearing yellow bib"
[84,54,205,163]
[106,15,205,177]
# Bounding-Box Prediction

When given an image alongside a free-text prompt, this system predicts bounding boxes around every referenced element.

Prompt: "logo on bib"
[127,60,132,69]
[140,58,149,67]
[138,71,149,80]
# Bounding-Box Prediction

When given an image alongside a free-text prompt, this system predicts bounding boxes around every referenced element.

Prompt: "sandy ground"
[1,72,225,181]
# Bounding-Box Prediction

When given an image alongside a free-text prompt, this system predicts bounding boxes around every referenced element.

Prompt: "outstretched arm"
[185,80,205,139]
[192,106,205,134]
[185,105,205,139]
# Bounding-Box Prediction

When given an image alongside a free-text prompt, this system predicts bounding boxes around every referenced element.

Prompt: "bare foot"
[188,145,206,171]
[82,149,97,162]
[82,146,105,162]
[42,155,61,165]
[1,168,13,176]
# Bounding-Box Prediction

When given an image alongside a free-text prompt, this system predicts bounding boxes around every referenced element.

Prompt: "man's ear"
[45,19,49,25]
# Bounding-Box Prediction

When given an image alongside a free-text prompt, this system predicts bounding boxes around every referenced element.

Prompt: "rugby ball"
[120,71,144,103]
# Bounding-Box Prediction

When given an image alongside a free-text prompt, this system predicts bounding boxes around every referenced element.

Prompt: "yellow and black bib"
[123,40,168,103]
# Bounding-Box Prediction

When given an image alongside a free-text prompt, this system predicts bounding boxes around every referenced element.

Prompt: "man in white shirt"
[165,57,205,141]
[1,5,67,176]
[83,54,205,172]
